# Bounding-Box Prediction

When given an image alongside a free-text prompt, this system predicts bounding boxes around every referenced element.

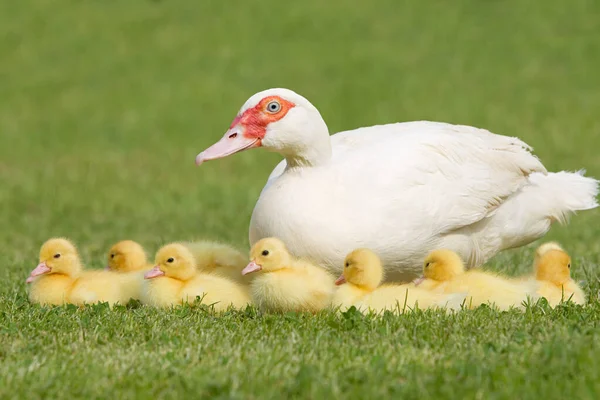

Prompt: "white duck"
[195,88,598,281]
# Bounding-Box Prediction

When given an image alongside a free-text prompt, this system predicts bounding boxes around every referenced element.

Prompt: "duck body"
[29,270,129,306]
[331,283,370,312]
[196,89,598,282]
[115,271,146,301]
[356,284,464,313]
[180,240,251,286]
[421,270,537,310]
[536,280,585,306]
[28,274,72,306]
[142,273,250,310]
[250,262,334,313]
[68,270,129,305]
[251,121,598,282]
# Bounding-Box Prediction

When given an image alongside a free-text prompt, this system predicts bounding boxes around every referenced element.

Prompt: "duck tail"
[526,170,599,224]
[495,170,598,251]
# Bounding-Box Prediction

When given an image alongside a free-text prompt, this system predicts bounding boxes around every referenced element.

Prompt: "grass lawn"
[1,1,600,398]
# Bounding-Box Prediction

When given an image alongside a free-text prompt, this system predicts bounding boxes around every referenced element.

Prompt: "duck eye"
[345,262,350,267]
[110,254,115,259]
[567,263,571,269]
[425,262,431,268]
[53,254,61,259]
[167,258,174,263]
[261,250,269,256]
[266,101,281,113]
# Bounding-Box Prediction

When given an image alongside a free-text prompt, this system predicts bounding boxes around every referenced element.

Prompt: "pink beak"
[26,262,51,283]
[104,266,111,271]
[335,275,347,286]
[195,128,261,166]
[413,276,425,286]
[144,266,165,279]
[241,260,262,275]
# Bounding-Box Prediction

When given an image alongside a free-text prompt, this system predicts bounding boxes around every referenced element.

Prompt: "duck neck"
[283,137,332,169]
[277,112,332,169]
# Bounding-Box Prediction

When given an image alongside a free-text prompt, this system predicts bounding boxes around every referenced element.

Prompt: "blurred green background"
[1,1,600,398]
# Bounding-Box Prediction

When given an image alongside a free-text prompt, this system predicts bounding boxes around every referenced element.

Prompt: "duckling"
[331,249,383,311]
[416,249,537,310]
[26,238,130,306]
[106,240,151,272]
[243,237,335,313]
[179,240,250,285]
[532,243,585,306]
[333,249,464,313]
[141,243,250,311]
[105,240,151,301]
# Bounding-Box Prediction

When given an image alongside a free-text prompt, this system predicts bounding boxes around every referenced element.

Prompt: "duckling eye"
[167,258,174,263]
[345,262,350,268]
[261,250,269,256]
[266,101,281,114]
[425,262,431,268]
[53,253,61,259]
[567,263,571,269]
[110,254,115,259]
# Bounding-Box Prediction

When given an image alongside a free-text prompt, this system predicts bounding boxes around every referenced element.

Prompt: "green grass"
[1,0,600,398]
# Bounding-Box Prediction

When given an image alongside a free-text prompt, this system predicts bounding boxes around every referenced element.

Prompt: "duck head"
[147,244,196,281]
[242,237,291,275]
[196,88,331,167]
[415,249,465,285]
[106,240,147,272]
[336,248,383,291]
[535,248,572,286]
[27,238,82,283]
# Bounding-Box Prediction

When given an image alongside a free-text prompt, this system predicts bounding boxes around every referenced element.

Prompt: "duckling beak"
[144,266,165,279]
[413,276,425,286]
[195,129,261,165]
[104,266,111,271]
[242,260,262,275]
[334,275,346,286]
[26,262,51,283]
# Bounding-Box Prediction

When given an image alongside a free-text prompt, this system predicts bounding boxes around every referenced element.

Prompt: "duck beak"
[144,266,165,279]
[26,262,51,283]
[413,276,425,286]
[242,260,262,275]
[334,275,346,286]
[195,128,261,165]
[104,265,111,271]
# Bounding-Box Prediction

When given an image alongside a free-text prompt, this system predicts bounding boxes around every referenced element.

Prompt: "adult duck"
[195,88,598,281]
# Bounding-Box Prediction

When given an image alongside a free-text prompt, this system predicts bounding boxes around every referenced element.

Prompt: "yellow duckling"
[26,238,131,306]
[141,243,250,311]
[106,240,151,272]
[532,243,585,306]
[415,249,537,310]
[180,240,250,285]
[333,249,464,313]
[105,240,151,301]
[242,237,334,313]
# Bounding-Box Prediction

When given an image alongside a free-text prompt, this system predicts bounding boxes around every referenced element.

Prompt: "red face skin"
[195,95,296,165]
[231,95,296,141]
